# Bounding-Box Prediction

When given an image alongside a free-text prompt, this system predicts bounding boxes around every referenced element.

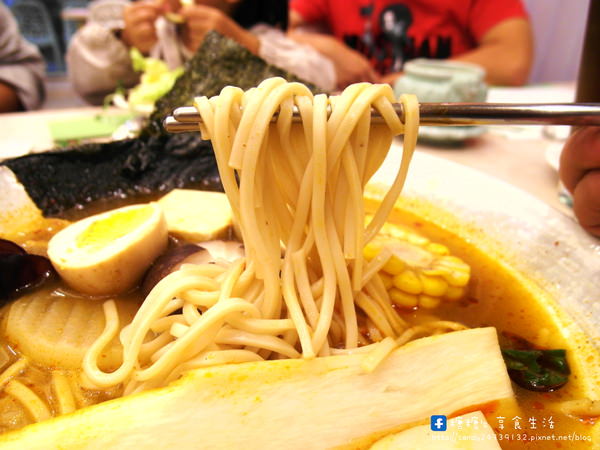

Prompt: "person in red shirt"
[289,0,533,89]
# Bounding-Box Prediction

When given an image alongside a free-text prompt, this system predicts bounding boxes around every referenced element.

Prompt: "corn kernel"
[420,274,448,297]
[419,295,441,309]
[389,288,418,309]
[381,223,408,240]
[426,242,450,255]
[443,255,465,265]
[445,286,466,301]
[392,269,422,294]
[379,272,393,290]
[442,270,470,287]
[406,233,429,247]
[437,256,470,271]
[363,241,382,261]
[392,229,408,240]
[382,255,406,275]
[433,257,470,287]
[421,268,445,277]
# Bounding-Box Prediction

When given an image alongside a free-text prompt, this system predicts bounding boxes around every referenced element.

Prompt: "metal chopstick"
[163,103,600,133]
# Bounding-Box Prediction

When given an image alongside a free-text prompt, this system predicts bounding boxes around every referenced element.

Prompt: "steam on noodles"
[83,78,460,394]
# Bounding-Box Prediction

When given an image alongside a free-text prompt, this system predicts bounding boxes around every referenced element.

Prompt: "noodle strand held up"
[84,78,422,392]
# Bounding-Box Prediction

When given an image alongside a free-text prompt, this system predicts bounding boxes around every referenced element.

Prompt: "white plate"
[418,125,485,144]
[544,141,563,172]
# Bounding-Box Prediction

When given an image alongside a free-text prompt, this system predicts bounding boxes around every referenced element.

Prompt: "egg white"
[47,203,168,296]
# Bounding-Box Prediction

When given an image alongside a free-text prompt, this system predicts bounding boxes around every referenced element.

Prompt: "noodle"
[0,358,27,389]
[5,380,51,422]
[84,78,446,393]
[51,371,76,415]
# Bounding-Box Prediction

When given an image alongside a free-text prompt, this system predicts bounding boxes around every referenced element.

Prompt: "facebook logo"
[430,415,447,431]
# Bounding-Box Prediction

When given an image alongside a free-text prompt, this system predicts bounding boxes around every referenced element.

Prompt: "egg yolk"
[75,206,154,252]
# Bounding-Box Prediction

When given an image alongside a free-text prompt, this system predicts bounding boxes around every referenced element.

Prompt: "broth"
[376,197,600,449]
[0,194,597,448]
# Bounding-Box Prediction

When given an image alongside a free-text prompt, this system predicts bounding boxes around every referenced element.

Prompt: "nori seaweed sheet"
[3,134,221,217]
[2,32,320,218]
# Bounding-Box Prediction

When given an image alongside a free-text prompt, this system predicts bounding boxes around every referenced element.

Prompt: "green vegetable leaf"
[130,48,147,72]
[502,348,570,392]
[106,49,186,113]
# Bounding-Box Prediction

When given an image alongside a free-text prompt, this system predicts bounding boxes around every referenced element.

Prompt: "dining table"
[0,83,578,221]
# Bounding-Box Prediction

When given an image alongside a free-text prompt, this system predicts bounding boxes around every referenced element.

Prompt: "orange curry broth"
[365,192,600,449]
[0,190,598,448]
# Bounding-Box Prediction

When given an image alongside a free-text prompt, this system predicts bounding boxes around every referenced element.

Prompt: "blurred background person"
[288,0,534,90]
[67,0,335,104]
[0,2,46,112]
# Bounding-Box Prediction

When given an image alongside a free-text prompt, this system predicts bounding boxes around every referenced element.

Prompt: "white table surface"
[0,106,127,159]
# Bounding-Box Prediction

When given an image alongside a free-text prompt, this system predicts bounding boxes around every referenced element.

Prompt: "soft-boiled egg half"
[48,203,168,296]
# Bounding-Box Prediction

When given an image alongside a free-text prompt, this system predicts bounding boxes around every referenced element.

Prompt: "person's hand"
[328,42,379,90]
[180,4,259,54]
[287,31,378,89]
[379,72,402,86]
[121,1,161,54]
[559,127,600,236]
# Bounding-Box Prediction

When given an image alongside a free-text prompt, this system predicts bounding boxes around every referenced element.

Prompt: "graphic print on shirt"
[343,2,452,75]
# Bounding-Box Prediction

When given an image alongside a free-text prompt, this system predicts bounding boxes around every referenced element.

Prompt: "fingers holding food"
[178,4,258,54]
[122,2,161,54]
[179,5,231,52]
[334,48,379,89]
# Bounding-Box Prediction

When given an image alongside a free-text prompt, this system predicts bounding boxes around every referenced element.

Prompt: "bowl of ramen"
[0,79,598,449]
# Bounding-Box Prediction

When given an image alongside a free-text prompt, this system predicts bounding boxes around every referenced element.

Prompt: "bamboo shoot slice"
[370,411,501,449]
[0,327,513,449]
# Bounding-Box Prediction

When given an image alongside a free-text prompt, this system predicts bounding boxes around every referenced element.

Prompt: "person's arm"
[288,11,378,90]
[0,4,45,111]
[288,8,310,30]
[251,25,336,92]
[559,127,600,237]
[453,17,533,86]
[0,81,22,113]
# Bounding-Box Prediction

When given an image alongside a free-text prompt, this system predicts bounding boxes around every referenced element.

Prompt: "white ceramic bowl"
[374,144,600,345]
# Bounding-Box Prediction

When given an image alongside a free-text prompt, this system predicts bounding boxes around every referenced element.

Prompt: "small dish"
[394,59,488,144]
[418,125,485,144]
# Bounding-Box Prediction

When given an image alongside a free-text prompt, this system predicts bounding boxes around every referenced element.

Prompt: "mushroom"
[0,239,56,303]
[141,240,244,296]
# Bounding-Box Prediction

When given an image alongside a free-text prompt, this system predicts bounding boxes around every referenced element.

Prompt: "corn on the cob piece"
[363,220,471,309]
